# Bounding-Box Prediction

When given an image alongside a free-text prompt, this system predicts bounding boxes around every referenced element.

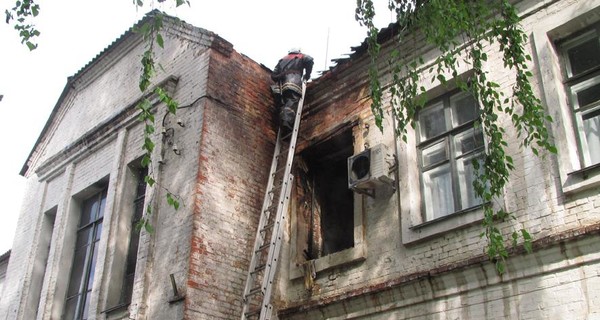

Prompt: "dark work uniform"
[271,52,314,133]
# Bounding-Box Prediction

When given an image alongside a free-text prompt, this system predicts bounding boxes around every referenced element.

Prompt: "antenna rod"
[324,27,330,70]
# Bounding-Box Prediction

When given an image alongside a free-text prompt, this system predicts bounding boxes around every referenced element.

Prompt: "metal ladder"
[241,82,306,320]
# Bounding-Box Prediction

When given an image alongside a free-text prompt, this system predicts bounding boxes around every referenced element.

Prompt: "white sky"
[0,0,392,254]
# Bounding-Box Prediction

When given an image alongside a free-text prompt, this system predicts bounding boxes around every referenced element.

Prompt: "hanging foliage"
[356,0,554,273]
[133,7,187,232]
[4,0,40,50]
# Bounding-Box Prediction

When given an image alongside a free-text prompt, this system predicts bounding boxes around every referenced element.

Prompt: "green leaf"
[144,221,154,233]
[521,229,533,253]
[25,41,36,50]
[141,154,151,167]
[156,33,164,48]
[144,175,155,186]
[144,137,155,152]
[166,193,180,210]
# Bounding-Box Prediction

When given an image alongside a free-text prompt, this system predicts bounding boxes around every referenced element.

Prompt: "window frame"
[102,162,148,316]
[398,72,490,244]
[64,188,107,320]
[118,166,146,306]
[558,24,600,168]
[532,2,600,193]
[416,90,485,222]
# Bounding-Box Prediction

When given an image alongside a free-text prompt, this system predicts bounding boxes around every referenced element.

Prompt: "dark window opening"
[119,166,147,306]
[65,188,107,320]
[296,128,354,260]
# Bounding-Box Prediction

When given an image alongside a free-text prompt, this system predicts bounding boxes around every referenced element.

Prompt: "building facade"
[276,0,600,318]
[0,12,275,320]
[2,0,600,319]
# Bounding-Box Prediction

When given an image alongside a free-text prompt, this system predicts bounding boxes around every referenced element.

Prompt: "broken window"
[295,128,355,260]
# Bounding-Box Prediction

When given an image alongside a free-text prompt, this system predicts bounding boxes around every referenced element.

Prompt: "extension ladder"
[241,82,307,320]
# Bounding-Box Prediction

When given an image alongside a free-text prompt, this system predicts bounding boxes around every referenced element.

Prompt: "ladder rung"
[272,166,287,178]
[261,222,275,234]
[277,147,290,159]
[281,130,293,141]
[267,183,282,196]
[256,242,270,254]
[244,308,261,318]
[245,286,263,299]
[264,203,277,214]
[252,264,266,274]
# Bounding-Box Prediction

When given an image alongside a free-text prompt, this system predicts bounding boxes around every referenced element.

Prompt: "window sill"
[402,206,484,245]
[563,164,600,194]
[289,243,366,280]
[102,303,130,318]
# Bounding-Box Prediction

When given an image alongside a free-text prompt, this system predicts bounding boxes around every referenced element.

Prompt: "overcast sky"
[0,0,391,254]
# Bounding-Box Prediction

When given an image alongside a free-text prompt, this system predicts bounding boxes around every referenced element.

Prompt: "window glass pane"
[421,139,448,167]
[454,127,484,157]
[419,101,446,140]
[451,92,478,127]
[97,191,107,219]
[457,154,484,210]
[582,108,600,166]
[567,35,600,77]
[80,200,95,227]
[133,199,145,222]
[81,292,91,320]
[120,274,135,305]
[574,80,600,108]
[75,227,92,249]
[64,297,78,320]
[422,164,454,220]
[67,249,87,296]
[137,167,148,197]
[86,240,99,288]
[125,233,140,275]
[94,223,103,241]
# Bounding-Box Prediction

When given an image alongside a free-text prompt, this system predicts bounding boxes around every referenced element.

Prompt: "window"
[30,207,57,319]
[64,189,107,320]
[296,129,355,259]
[558,24,600,167]
[118,167,146,306]
[290,126,366,277]
[417,91,484,221]
[532,4,600,193]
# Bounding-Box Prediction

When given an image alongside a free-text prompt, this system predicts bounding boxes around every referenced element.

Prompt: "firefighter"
[271,48,314,136]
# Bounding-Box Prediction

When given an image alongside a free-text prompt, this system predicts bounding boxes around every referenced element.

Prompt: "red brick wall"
[185,48,276,319]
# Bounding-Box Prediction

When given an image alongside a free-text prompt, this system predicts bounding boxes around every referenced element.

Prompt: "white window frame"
[559,27,600,168]
[417,90,485,222]
[533,1,600,194]
[398,71,489,244]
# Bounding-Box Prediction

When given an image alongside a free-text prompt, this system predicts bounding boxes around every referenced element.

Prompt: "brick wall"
[184,48,275,319]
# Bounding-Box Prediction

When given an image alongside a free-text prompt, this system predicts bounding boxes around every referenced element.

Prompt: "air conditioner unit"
[347,143,394,195]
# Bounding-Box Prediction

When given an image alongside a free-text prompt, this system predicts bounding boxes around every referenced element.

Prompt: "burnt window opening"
[296,128,355,260]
